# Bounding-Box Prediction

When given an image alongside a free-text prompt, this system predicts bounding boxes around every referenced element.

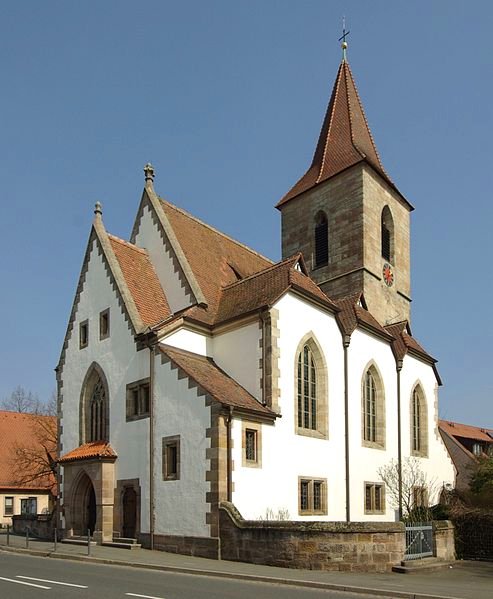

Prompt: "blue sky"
[0,1,491,426]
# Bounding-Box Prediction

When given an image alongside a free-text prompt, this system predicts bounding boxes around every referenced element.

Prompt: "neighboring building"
[57,52,454,554]
[0,411,56,526]
[439,420,493,490]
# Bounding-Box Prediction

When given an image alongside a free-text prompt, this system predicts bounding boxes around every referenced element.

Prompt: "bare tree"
[378,457,439,522]
[1,386,56,416]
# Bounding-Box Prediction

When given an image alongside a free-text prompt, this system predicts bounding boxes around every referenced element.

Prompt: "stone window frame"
[79,319,89,349]
[242,421,262,468]
[364,482,385,514]
[410,382,428,458]
[313,210,329,268]
[162,435,180,481]
[412,485,429,508]
[361,362,386,450]
[4,496,14,516]
[99,308,110,340]
[294,332,328,440]
[298,476,328,516]
[381,205,395,265]
[126,378,150,422]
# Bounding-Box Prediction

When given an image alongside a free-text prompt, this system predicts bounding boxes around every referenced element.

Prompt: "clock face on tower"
[383,263,394,287]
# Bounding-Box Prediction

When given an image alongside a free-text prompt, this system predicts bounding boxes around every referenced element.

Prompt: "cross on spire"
[338,17,350,61]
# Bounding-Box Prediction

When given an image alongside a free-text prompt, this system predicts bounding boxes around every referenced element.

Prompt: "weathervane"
[338,17,350,61]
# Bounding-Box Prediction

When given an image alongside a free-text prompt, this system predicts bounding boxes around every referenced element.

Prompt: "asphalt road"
[0,553,378,599]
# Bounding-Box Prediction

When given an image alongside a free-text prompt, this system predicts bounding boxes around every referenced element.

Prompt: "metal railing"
[404,521,433,560]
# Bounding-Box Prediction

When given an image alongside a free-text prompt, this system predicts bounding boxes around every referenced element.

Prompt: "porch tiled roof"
[58,441,117,464]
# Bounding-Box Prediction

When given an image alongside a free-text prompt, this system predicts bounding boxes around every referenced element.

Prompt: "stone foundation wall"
[433,520,455,561]
[140,533,219,559]
[219,502,405,573]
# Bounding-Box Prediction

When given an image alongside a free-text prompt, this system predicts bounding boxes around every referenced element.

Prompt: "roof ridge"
[221,254,301,291]
[160,198,273,265]
[317,63,343,184]
[440,419,493,432]
[108,233,147,255]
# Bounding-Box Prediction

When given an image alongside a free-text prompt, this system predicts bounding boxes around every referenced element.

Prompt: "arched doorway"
[72,472,97,536]
[122,487,137,538]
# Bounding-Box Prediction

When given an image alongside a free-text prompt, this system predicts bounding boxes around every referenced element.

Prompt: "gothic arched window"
[362,365,385,448]
[295,335,328,438]
[80,363,109,444]
[411,385,428,457]
[381,206,394,264]
[314,212,329,267]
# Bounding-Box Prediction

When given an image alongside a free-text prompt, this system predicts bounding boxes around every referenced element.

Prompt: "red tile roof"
[439,420,493,444]
[160,345,276,418]
[58,441,117,464]
[160,199,272,318]
[109,234,171,327]
[277,60,409,208]
[0,411,56,492]
[335,293,391,340]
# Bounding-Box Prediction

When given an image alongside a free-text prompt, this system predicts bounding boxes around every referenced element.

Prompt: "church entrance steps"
[61,536,97,546]
[102,537,141,550]
[392,558,455,574]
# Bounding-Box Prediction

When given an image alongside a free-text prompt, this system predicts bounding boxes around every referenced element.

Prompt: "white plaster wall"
[347,329,399,521]
[0,493,51,526]
[212,322,261,399]
[161,329,211,357]
[60,239,152,531]
[153,359,211,537]
[400,354,455,500]
[134,204,190,313]
[231,293,346,521]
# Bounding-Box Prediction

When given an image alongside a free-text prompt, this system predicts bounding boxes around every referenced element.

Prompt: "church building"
[57,49,454,555]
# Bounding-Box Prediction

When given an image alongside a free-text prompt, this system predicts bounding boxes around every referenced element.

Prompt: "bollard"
[87,529,91,556]
[25,527,29,549]
[6,525,10,546]
[54,528,57,552]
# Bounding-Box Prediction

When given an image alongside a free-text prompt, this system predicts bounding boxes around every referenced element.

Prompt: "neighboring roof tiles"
[58,441,117,464]
[109,234,171,327]
[160,345,276,418]
[439,420,493,444]
[159,199,272,319]
[0,410,56,492]
[277,60,409,208]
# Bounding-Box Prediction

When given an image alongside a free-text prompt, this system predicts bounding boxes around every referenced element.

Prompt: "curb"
[0,545,463,599]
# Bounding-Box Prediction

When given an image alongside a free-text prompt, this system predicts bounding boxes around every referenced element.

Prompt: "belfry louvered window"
[363,370,377,442]
[381,206,394,263]
[297,345,317,430]
[314,212,329,267]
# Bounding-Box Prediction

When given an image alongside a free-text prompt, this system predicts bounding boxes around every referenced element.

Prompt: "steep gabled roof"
[0,411,56,493]
[160,345,276,419]
[277,60,410,209]
[160,198,273,316]
[335,292,391,340]
[59,441,117,463]
[109,234,171,327]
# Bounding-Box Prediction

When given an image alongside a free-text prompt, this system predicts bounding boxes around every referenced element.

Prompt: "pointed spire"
[277,59,404,208]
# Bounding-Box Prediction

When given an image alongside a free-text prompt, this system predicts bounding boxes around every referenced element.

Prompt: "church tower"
[277,50,413,326]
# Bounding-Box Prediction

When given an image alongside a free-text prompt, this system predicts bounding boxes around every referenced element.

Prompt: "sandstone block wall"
[219,502,405,572]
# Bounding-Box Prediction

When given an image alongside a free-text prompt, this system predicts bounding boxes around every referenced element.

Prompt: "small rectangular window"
[21,497,37,516]
[298,477,327,515]
[413,486,428,508]
[79,320,89,349]
[99,308,110,340]
[242,422,262,468]
[126,379,150,421]
[364,482,385,514]
[245,429,257,462]
[4,496,14,516]
[162,436,180,481]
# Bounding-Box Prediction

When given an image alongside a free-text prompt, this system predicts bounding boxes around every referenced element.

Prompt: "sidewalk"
[0,531,491,599]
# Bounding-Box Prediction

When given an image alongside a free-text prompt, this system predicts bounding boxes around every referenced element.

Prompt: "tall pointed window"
[381,206,394,264]
[80,363,109,444]
[295,335,328,438]
[410,385,428,457]
[362,365,385,448]
[314,212,329,267]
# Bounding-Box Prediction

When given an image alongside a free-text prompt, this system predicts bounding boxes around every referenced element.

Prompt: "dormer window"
[314,212,328,267]
[472,443,482,456]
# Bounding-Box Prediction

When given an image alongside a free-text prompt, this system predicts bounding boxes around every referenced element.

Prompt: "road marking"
[17,575,88,588]
[0,576,50,589]
[126,594,166,599]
